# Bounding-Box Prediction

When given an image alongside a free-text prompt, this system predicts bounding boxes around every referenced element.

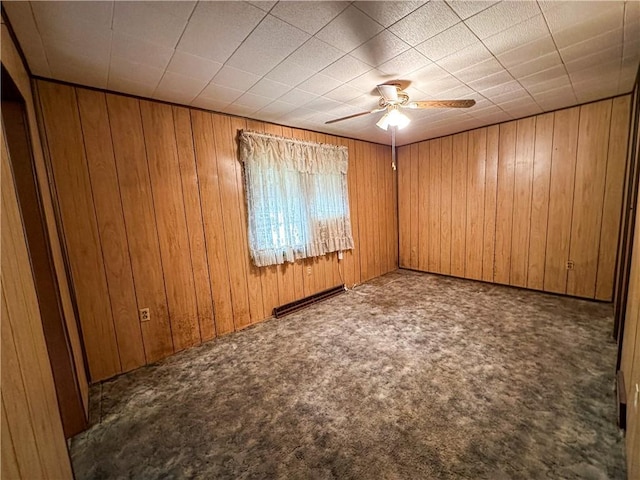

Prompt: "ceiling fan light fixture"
[376,106,410,131]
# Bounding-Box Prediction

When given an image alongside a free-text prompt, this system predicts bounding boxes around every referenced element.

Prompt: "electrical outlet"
[307,266,312,276]
[139,308,150,322]
[337,250,343,261]
[566,260,575,270]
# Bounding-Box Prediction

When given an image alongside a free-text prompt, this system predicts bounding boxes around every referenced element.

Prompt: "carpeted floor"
[71,269,626,479]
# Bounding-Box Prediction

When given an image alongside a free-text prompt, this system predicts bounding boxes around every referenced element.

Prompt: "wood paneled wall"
[398,96,631,300]
[35,80,398,382]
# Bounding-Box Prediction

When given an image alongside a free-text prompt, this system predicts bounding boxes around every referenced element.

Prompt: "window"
[240,130,354,267]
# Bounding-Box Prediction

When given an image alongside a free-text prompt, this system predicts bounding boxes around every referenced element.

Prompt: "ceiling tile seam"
[456,8,544,115]
[109,0,115,30]
[189,4,275,108]
[352,1,425,30]
[151,1,200,98]
[25,1,52,75]
[618,2,630,93]
[437,8,516,119]
[536,1,579,108]
[444,0,494,21]
[270,0,350,36]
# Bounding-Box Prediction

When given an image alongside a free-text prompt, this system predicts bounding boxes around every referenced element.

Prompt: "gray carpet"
[71,269,626,479]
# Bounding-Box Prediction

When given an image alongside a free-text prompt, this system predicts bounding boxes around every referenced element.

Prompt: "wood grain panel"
[211,114,251,328]
[410,143,420,270]
[566,100,612,298]
[527,113,554,290]
[510,117,536,287]
[106,94,174,363]
[1,130,73,478]
[190,110,235,335]
[596,96,631,300]
[140,101,201,349]
[372,143,382,279]
[76,89,146,371]
[418,141,430,271]
[38,81,121,381]
[482,125,499,282]
[231,116,265,324]
[398,146,410,268]
[451,132,468,277]
[173,106,216,341]
[440,136,453,275]
[544,107,580,294]
[494,121,517,285]
[429,139,442,272]
[465,128,486,280]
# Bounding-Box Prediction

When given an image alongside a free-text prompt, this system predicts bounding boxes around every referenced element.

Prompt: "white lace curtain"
[239,130,354,267]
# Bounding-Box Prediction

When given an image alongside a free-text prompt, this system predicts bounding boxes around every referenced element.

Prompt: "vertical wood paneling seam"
[507,124,519,285]
[565,107,583,293]
[537,113,555,290]
[71,87,124,372]
[1,398,24,478]
[3,294,46,473]
[210,118,238,331]
[481,130,488,278]
[594,101,616,297]
[136,101,176,348]
[103,93,148,362]
[184,111,217,338]
[492,129,501,279]
[170,109,203,342]
[524,118,539,287]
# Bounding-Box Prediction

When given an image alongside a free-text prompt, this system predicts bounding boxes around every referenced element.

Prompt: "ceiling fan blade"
[407,99,476,109]
[325,108,385,125]
[377,84,398,102]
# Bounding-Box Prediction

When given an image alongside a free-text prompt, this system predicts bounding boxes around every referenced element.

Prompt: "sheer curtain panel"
[239,130,354,267]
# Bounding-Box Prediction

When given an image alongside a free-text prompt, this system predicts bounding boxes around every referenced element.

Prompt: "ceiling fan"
[325,83,476,131]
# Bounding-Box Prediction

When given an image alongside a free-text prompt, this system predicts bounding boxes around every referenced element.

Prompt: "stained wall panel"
[397,97,631,301]
[37,80,396,381]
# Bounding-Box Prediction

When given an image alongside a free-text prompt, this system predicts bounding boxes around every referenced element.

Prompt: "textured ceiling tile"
[389,1,459,46]
[350,31,411,66]
[111,32,174,70]
[436,43,493,74]
[453,57,503,83]
[445,1,498,20]
[286,37,345,72]
[39,20,112,61]
[464,1,540,39]
[191,96,230,112]
[297,74,343,96]
[45,37,111,77]
[257,100,297,118]
[154,88,198,106]
[48,53,108,88]
[280,89,319,107]
[232,92,273,111]
[31,1,113,36]
[110,56,165,86]
[506,51,562,79]
[199,83,244,103]
[353,1,426,28]
[564,47,622,75]
[467,70,514,92]
[112,2,195,48]
[177,2,266,63]
[265,60,315,86]
[417,75,466,97]
[347,69,396,92]
[415,22,477,61]
[304,96,343,113]
[315,5,384,52]
[270,1,348,35]
[108,76,156,97]
[211,66,261,91]
[483,15,551,56]
[559,28,623,63]
[496,36,557,68]
[247,1,277,12]
[155,71,209,96]
[166,51,223,82]
[547,2,625,49]
[225,15,310,75]
[320,55,373,83]
[224,103,260,116]
[324,83,365,103]
[378,48,431,76]
[248,78,292,99]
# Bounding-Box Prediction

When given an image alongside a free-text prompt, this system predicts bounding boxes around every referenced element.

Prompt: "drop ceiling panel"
[4,0,639,146]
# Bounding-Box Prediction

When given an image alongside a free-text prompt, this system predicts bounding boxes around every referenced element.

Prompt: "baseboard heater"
[617,370,626,430]
[273,284,345,318]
